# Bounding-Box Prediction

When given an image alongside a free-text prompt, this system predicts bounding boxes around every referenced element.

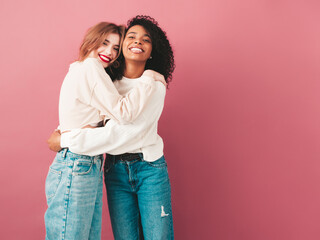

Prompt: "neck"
[123,60,146,79]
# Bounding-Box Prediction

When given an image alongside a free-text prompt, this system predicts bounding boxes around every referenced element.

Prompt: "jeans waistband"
[58,148,103,162]
[107,153,143,162]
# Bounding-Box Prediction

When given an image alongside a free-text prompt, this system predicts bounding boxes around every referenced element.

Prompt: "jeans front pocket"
[73,159,93,176]
[45,166,62,202]
[146,156,167,169]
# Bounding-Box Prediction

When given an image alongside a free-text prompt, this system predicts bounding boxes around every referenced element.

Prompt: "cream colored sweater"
[61,77,166,162]
[59,58,155,132]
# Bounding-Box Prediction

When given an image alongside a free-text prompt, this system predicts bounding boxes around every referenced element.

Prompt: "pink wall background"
[0,0,319,239]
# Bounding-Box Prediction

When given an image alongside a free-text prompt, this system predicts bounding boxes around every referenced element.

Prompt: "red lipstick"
[98,54,111,63]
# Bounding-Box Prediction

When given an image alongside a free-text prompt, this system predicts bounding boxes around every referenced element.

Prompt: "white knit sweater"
[61,77,166,162]
[59,58,155,132]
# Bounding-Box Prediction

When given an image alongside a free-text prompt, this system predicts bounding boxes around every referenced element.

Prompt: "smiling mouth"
[129,47,144,53]
[99,54,111,63]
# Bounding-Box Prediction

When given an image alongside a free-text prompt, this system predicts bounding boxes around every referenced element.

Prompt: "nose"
[134,39,142,45]
[104,46,112,56]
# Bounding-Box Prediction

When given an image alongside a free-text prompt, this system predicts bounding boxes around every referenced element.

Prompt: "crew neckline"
[122,76,142,81]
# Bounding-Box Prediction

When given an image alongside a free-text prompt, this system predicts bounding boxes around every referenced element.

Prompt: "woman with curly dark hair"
[107,15,175,85]
[48,15,175,239]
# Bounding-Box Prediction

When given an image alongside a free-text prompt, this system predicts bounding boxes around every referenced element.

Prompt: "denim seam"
[61,165,73,240]
[46,168,62,200]
[48,166,62,175]
[125,163,137,191]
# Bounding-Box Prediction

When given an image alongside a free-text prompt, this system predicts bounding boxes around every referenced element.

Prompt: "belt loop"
[138,153,144,161]
[100,155,104,172]
[62,148,68,159]
[100,158,103,172]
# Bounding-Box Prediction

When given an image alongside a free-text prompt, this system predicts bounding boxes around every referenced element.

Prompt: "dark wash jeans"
[105,154,174,240]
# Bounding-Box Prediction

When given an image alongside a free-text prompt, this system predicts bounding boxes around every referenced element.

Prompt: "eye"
[127,36,134,39]
[103,42,108,46]
[143,39,151,43]
[114,48,119,52]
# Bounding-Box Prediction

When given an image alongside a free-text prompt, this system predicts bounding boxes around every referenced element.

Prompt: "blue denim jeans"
[105,154,174,240]
[44,149,103,240]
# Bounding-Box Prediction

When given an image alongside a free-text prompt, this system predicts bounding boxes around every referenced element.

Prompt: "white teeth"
[100,55,109,61]
[130,48,143,53]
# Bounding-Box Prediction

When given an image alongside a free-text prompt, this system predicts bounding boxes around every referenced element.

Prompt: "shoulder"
[155,82,166,97]
[68,58,101,75]
[82,58,103,70]
[148,82,166,110]
[82,58,112,80]
[147,82,166,106]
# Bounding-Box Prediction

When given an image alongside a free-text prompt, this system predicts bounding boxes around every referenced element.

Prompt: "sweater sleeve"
[61,83,166,156]
[79,58,156,124]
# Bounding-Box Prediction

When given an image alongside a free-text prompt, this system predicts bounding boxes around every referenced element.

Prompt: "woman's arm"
[80,58,165,124]
[48,83,166,155]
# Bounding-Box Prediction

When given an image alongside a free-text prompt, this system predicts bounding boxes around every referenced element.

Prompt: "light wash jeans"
[44,149,103,240]
[105,154,174,240]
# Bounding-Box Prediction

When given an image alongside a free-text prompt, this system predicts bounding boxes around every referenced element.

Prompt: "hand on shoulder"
[142,70,167,87]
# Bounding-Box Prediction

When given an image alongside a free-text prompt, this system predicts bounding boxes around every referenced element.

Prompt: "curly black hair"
[107,15,175,85]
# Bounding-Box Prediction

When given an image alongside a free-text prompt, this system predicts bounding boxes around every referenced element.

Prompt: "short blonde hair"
[78,22,125,65]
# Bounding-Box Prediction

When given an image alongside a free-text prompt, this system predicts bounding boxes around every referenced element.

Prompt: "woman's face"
[89,33,120,68]
[122,25,152,63]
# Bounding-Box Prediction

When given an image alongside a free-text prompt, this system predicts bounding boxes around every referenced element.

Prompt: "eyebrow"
[104,39,120,47]
[127,32,151,39]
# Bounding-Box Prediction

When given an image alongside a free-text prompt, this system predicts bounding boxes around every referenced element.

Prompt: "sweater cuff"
[60,131,72,148]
